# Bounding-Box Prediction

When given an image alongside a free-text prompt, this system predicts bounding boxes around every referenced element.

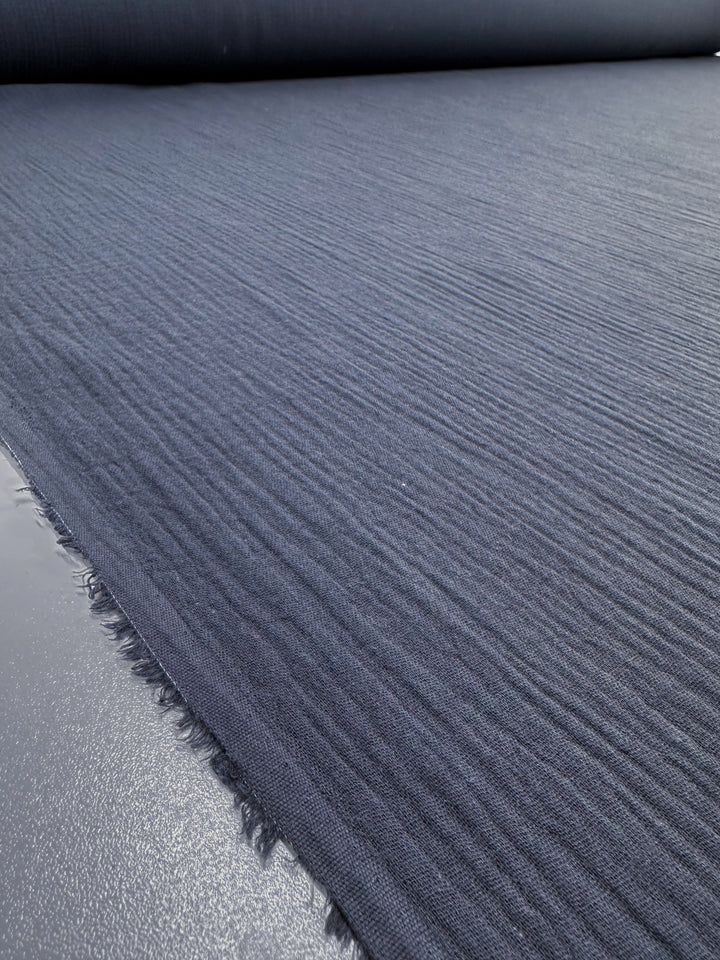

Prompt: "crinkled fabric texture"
[0,0,719,81]
[1,59,720,959]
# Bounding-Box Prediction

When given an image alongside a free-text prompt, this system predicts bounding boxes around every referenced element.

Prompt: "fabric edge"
[0,435,368,960]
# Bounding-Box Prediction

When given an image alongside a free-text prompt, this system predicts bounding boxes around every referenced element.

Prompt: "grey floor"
[0,448,343,960]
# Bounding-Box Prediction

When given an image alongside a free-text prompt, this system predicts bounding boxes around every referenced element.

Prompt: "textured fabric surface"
[0,455,342,960]
[1,58,720,958]
[1,0,719,81]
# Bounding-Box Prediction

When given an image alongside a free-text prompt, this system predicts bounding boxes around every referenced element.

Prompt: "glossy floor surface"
[0,448,342,960]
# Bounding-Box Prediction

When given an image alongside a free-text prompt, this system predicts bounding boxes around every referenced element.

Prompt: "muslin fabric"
[2,30,720,960]
[0,0,718,81]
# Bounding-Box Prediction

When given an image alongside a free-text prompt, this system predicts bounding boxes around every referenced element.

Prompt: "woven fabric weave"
[2,58,720,958]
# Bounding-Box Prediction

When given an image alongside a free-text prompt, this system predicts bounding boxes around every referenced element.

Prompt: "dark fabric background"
[1,0,719,82]
[1,58,720,958]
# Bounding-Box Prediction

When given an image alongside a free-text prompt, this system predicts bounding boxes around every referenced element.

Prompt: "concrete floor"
[0,447,343,960]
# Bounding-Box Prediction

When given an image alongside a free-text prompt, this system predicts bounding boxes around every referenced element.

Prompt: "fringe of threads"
[16,475,364,958]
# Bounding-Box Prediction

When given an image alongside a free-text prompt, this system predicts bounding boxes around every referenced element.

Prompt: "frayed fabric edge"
[1,440,366,959]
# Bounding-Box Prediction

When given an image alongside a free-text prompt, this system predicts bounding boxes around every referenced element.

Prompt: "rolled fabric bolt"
[0,0,718,83]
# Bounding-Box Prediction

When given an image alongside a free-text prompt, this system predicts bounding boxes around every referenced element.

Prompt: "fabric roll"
[1,57,720,959]
[1,0,719,82]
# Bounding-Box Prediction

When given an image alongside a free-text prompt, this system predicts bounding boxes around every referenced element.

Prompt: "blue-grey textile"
[1,0,719,81]
[2,57,720,959]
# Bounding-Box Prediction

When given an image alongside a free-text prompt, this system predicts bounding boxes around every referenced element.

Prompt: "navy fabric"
[2,57,720,959]
[1,0,719,81]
